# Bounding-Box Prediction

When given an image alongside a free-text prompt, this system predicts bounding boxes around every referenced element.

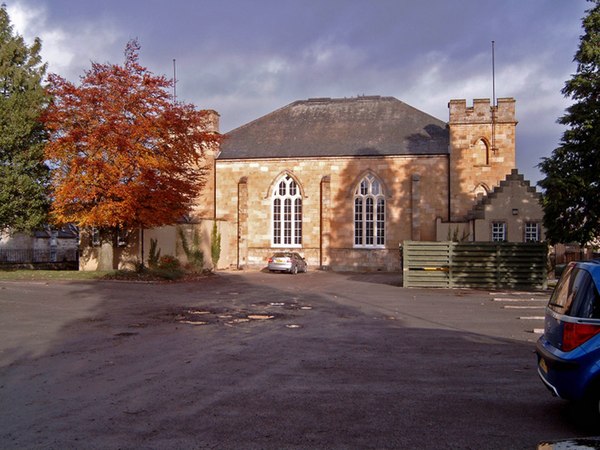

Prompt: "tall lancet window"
[354,174,385,248]
[272,174,302,246]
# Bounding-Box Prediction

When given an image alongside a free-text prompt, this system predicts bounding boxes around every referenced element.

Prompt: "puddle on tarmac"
[166,301,314,328]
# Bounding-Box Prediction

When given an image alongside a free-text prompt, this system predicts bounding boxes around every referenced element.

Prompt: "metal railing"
[0,248,78,264]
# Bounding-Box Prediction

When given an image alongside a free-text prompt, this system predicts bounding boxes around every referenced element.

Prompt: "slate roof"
[33,224,79,239]
[220,96,449,160]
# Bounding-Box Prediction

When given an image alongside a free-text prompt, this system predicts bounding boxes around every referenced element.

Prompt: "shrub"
[146,254,183,280]
[157,254,181,271]
[178,227,204,272]
[211,222,221,269]
[148,238,161,268]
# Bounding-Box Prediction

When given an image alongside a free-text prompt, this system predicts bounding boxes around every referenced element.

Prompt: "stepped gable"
[467,169,542,220]
[220,96,449,159]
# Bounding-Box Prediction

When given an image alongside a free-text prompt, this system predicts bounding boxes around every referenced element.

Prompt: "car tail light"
[562,322,600,352]
[267,257,273,263]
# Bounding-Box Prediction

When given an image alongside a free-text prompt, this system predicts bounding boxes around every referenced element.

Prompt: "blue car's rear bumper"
[536,337,595,401]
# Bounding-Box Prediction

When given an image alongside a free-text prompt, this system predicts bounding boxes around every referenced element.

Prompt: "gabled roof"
[220,96,449,160]
[33,224,79,239]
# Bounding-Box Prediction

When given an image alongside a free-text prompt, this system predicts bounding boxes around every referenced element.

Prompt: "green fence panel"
[403,241,452,288]
[403,241,547,290]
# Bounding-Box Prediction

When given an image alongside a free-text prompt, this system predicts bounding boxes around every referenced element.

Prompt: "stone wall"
[448,98,517,221]
[435,170,545,244]
[79,220,234,271]
[472,173,545,242]
[216,154,449,271]
[188,110,221,221]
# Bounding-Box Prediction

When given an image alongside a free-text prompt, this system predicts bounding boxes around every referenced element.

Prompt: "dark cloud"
[9,0,590,183]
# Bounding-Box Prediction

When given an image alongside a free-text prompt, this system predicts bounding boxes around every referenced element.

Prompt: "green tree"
[0,5,50,232]
[539,0,600,246]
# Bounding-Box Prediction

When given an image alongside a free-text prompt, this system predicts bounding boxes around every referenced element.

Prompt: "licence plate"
[539,358,548,374]
[274,258,286,263]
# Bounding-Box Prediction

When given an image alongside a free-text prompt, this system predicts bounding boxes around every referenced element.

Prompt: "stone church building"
[80,95,545,272]
[213,95,543,271]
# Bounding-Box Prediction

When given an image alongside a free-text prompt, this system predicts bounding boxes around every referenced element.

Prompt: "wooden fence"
[402,241,548,290]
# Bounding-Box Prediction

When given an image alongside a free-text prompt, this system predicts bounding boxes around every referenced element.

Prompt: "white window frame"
[491,222,506,242]
[354,174,385,248]
[272,174,302,248]
[525,222,540,242]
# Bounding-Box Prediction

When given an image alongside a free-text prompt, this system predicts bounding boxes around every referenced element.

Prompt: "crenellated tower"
[448,98,517,221]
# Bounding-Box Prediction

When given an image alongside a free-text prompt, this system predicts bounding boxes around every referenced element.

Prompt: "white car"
[267,252,307,274]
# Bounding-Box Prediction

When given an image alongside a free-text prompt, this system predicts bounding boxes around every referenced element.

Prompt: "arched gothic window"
[272,174,302,247]
[474,138,489,165]
[354,174,385,248]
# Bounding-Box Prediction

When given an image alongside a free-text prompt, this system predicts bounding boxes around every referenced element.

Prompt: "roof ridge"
[302,95,396,103]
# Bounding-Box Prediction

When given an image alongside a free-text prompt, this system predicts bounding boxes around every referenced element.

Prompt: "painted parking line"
[492,298,547,302]
[503,305,545,309]
[490,294,547,335]
[491,291,549,296]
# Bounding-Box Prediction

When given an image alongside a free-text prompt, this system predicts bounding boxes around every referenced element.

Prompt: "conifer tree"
[539,0,600,246]
[0,5,50,232]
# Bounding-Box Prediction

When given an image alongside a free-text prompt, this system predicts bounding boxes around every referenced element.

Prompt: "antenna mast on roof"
[491,41,497,152]
[492,41,496,108]
[173,58,177,104]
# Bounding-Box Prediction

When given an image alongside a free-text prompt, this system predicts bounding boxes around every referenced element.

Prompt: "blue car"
[536,259,600,418]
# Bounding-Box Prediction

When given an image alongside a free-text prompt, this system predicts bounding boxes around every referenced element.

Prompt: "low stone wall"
[328,248,400,272]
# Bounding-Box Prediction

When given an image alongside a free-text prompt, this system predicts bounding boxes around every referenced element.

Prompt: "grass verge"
[0,268,209,282]
[0,270,111,281]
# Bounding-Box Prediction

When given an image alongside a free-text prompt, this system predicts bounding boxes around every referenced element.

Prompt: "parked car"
[536,259,600,418]
[267,252,307,274]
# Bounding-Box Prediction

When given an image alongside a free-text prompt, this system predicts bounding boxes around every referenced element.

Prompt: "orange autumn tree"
[43,40,219,246]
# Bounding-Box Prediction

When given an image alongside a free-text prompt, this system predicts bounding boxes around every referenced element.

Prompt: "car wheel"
[291,265,298,275]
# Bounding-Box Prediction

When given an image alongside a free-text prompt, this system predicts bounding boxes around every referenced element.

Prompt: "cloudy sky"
[6,0,590,184]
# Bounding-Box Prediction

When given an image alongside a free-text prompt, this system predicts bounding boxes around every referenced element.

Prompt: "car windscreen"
[548,265,600,318]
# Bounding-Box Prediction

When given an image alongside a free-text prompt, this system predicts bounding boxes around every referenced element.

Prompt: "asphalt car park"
[0,270,596,449]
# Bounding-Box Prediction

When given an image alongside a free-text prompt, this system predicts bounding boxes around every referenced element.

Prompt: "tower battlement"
[449,98,516,124]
